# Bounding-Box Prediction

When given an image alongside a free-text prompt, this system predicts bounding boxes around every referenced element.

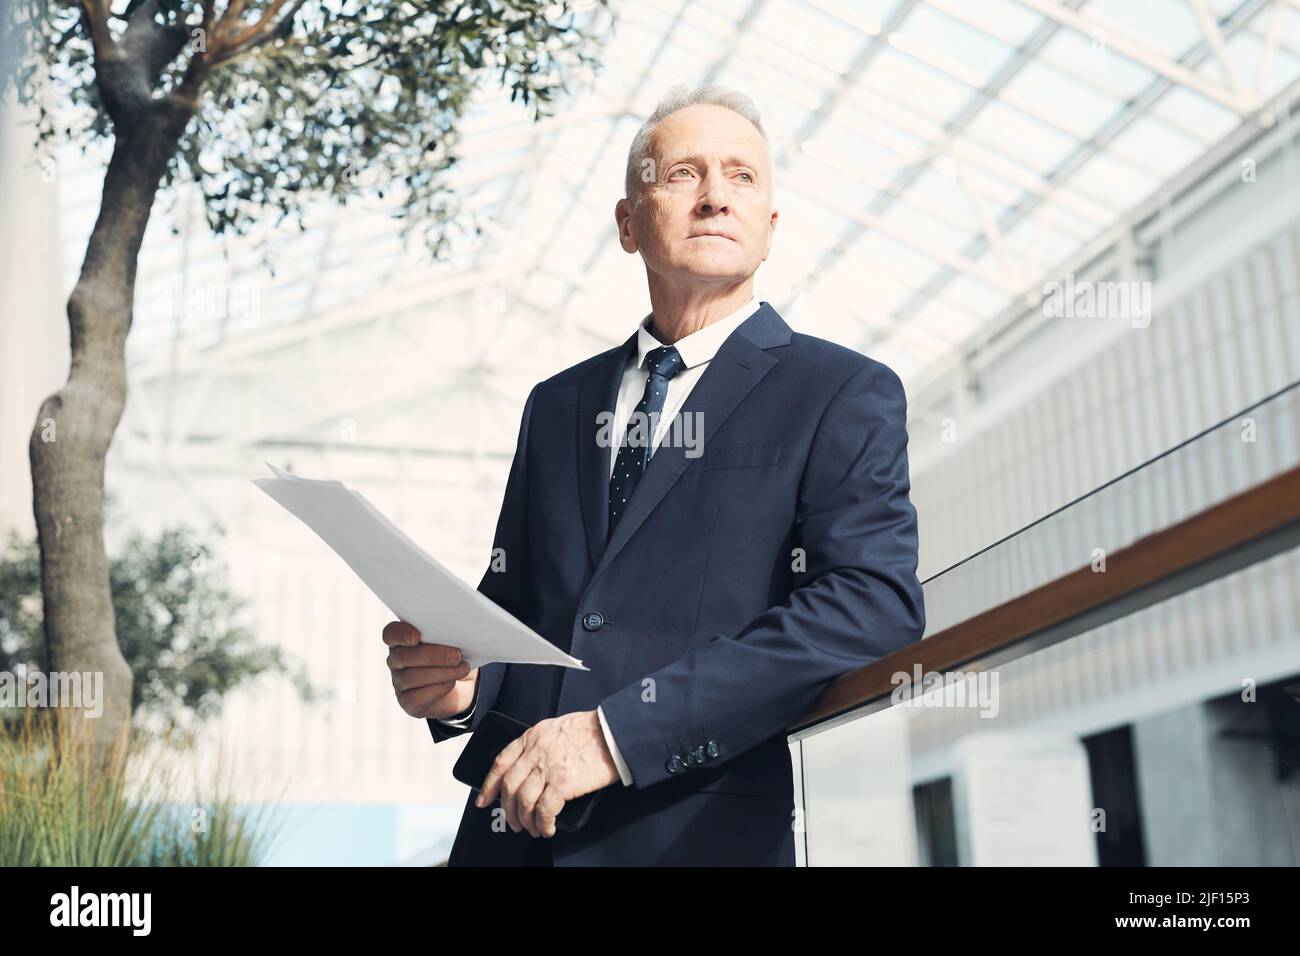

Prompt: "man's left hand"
[475,709,619,838]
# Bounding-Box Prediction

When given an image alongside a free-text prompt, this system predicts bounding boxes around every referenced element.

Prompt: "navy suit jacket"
[428,301,925,866]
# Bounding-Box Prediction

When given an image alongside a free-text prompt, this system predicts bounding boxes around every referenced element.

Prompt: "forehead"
[649,105,769,162]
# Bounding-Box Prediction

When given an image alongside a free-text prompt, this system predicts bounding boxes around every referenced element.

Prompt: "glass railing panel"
[796,540,1300,865]
[921,377,1300,635]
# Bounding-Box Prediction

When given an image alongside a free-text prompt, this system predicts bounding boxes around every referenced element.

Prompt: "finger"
[498,754,536,834]
[389,662,470,692]
[395,681,457,717]
[487,740,535,832]
[381,621,420,646]
[499,774,521,833]
[514,767,547,838]
[501,757,543,837]
[528,777,566,839]
[391,671,456,701]
[535,786,565,838]
[477,735,527,808]
[387,644,465,671]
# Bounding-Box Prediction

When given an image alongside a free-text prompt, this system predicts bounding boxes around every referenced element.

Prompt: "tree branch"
[210,0,305,65]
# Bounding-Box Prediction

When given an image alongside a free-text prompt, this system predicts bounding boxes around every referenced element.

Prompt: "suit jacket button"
[666,754,685,774]
[705,740,719,759]
[582,612,605,631]
[689,745,705,765]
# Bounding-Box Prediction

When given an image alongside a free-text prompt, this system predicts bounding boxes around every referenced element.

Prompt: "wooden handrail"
[789,462,1300,735]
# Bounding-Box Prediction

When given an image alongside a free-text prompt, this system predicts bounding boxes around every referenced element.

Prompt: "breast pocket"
[684,442,784,472]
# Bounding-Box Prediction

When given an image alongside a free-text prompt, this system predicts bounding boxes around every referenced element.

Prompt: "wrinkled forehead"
[652,134,772,169]
[649,111,772,170]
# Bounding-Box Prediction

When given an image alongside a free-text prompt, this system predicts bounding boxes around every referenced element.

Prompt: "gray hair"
[624,84,769,204]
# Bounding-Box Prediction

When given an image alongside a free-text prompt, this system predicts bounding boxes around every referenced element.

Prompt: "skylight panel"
[963,98,1082,177]
[894,3,1017,90]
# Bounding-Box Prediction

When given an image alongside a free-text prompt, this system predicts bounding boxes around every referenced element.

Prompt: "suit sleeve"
[427,382,540,744]
[598,361,925,788]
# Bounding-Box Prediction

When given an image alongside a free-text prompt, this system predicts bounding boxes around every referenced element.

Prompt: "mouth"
[688,232,737,242]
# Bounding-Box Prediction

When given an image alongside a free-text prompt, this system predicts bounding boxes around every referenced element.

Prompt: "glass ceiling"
[49,0,1300,462]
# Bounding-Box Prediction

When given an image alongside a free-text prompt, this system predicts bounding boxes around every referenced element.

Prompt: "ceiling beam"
[1019,0,1261,114]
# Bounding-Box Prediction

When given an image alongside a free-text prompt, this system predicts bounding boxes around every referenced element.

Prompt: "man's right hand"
[383,621,478,719]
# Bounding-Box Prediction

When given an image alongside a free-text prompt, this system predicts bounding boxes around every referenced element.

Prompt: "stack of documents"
[252,463,585,671]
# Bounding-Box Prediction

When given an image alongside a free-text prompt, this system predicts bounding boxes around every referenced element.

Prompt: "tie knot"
[645,346,685,380]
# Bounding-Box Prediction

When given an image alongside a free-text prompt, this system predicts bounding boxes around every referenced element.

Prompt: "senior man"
[383,83,925,866]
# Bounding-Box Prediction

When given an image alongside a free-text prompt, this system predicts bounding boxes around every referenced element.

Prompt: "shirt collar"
[634,296,761,371]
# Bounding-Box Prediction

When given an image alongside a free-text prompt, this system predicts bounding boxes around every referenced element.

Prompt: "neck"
[644,276,755,344]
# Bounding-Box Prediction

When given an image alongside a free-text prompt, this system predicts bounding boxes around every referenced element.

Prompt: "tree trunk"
[29,110,192,764]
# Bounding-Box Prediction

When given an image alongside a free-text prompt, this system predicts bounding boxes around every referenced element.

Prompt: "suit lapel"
[576,301,793,580]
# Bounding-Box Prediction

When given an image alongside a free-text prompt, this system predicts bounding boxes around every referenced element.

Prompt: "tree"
[0,525,319,733]
[0,0,608,762]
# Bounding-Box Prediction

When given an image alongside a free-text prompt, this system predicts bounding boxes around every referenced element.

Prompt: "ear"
[615,197,639,253]
[761,206,779,262]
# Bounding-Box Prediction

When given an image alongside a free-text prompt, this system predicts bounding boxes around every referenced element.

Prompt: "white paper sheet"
[252,462,585,671]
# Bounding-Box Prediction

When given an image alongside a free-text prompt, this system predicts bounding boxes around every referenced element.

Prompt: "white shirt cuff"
[598,704,634,787]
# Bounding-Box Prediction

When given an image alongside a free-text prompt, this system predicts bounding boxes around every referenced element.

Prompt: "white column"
[0,91,68,539]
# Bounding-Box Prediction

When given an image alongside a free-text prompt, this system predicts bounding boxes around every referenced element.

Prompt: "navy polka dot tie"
[608,345,686,537]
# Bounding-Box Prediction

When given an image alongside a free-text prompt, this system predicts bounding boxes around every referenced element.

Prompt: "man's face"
[617,104,778,287]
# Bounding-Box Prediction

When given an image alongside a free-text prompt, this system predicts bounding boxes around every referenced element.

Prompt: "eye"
[736,171,754,183]
[668,166,694,179]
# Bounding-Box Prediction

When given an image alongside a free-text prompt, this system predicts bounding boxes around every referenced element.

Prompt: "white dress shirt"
[441,296,762,790]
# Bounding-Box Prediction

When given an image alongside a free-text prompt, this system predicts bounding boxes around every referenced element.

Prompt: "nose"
[695,166,730,216]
